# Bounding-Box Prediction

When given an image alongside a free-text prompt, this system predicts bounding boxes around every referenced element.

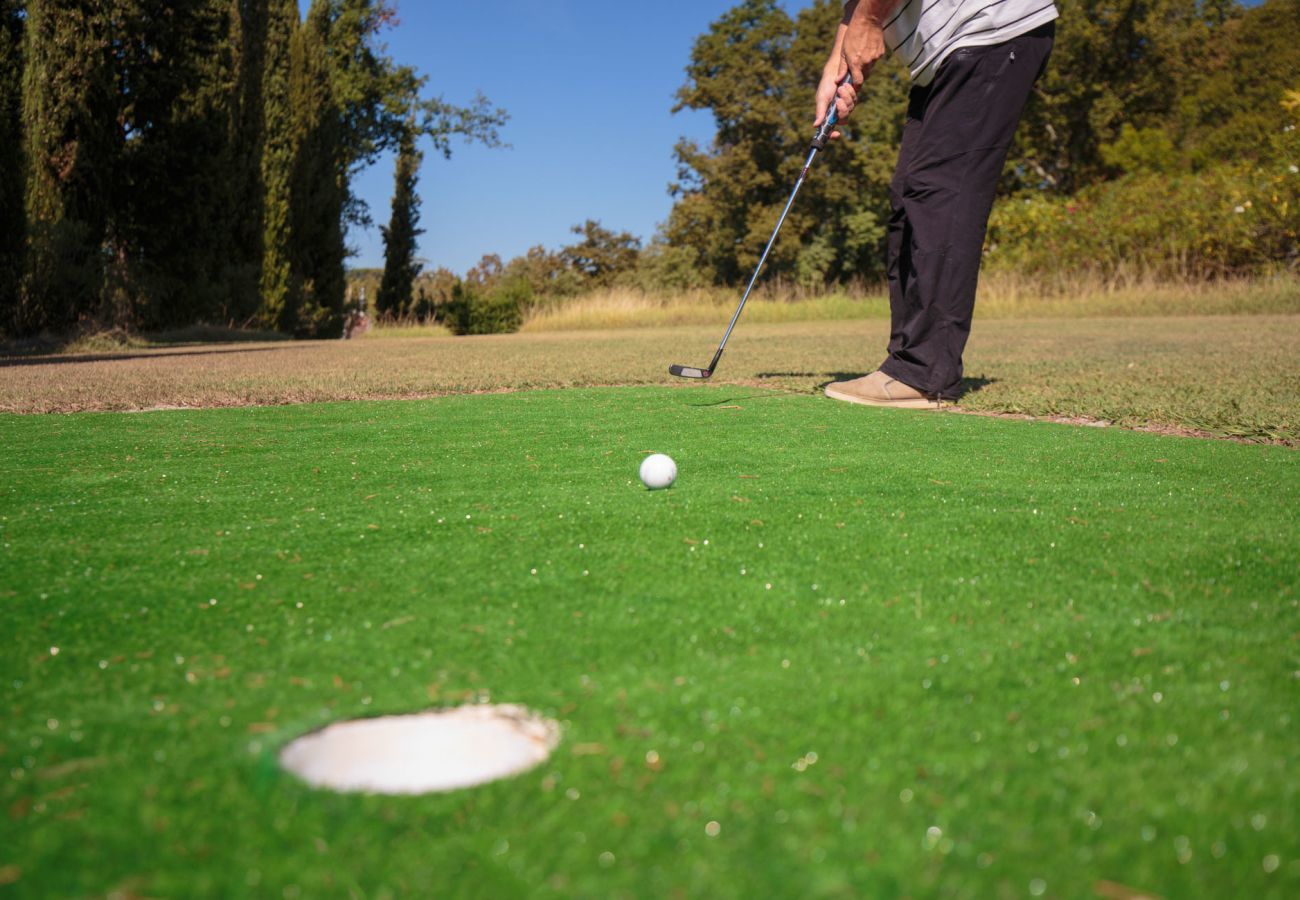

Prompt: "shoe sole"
[824,384,947,410]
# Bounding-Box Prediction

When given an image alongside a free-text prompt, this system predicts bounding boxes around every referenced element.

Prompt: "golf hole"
[280,704,560,795]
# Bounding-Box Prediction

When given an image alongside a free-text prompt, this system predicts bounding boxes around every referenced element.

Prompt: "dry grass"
[521,287,887,332]
[2,315,1297,442]
[521,274,1300,332]
[360,321,452,340]
[973,270,1300,318]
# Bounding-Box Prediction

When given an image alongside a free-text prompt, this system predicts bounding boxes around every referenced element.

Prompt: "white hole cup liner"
[280,705,560,795]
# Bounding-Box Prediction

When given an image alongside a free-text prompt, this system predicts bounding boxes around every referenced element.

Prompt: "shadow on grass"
[956,376,997,399]
[684,392,787,407]
[0,325,291,362]
[0,344,299,369]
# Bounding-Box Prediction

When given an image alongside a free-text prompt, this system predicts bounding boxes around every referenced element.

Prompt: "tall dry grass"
[360,319,452,339]
[520,272,1300,332]
[521,286,889,332]
[974,270,1300,318]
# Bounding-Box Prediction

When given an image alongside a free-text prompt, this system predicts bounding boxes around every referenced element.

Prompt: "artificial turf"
[2,387,1297,898]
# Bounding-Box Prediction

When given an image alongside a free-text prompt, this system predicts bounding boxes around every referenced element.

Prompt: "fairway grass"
[2,315,1298,443]
[2,388,1297,897]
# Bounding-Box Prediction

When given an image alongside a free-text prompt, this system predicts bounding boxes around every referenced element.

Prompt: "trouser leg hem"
[879,359,932,396]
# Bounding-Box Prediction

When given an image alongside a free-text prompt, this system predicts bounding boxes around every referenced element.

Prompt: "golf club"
[669,72,853,380]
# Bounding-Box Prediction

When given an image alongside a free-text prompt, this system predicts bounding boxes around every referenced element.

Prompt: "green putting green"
[2,387,1297,897]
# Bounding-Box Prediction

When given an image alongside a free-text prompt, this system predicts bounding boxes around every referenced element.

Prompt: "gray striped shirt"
[848,0,1059,86]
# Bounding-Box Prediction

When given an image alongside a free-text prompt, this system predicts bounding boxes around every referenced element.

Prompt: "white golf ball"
[639,454,677,490]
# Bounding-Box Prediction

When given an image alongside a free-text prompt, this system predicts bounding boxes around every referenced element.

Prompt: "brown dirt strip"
[1,317,1296,445]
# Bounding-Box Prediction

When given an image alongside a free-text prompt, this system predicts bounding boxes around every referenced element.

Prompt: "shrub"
[470,277,529,335]
[985,157,1299,283]
[438,281,474,335]
[442,276,529,336]
[624,241,708,293]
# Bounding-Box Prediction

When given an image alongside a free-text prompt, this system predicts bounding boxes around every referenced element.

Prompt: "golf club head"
[669,364,712,380]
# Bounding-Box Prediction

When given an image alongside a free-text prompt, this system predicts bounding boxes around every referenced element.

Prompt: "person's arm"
[814,0,897,137]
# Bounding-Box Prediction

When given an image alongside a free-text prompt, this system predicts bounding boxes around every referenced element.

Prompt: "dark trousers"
[881,23,1054,399]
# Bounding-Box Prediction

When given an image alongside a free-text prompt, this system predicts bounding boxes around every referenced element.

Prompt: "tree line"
[369,0,1297,333]
[4,1,1295,340]
[0,0,503,339]
[659,0,1298,289]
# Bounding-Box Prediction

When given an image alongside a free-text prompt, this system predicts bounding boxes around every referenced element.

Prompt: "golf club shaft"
[707,143,822,371]
[700,74,851,375]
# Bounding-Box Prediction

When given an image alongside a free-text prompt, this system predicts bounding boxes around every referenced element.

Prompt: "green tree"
[1177,0,1300,169]
[375,121,424,316]
[560,220,642,289]
[0,0,24,323]
[286,0,507,335]
[501,245,584,300]
[20,0,118,333]
[663,0,906,288]
[14,0,267,335]
[1008,0,1236,193]
[227,0,270,324]
[289,1,347,335]
[666,0,795,286]
[411,265,457,319]
[258,0,298,331]
[10,1,503,338]
[113,0,246,330]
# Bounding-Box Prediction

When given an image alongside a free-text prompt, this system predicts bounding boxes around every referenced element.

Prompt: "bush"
[438,281,473,335]
[441,276,529,336]
[624,241,708,293]
[985,156,1299,282]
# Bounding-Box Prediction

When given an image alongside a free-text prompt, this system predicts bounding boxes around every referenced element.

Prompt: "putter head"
[669,364,712,380]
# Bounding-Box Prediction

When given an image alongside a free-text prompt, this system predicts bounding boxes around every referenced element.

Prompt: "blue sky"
[318,1,818,274]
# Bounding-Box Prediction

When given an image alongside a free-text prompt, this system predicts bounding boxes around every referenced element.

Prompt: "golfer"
[819,0,1057,409]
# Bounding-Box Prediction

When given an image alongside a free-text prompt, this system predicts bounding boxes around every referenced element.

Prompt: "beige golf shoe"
[824,370,947,409]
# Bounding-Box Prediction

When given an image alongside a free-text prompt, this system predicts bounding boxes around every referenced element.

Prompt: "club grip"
[812,71,854,150]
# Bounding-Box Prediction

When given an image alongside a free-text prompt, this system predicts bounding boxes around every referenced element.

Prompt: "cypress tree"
[0,1,24,324]
[114,0,243,329]
[289,1,346,336]
[20,1,117,333]
[227,0,269,323]
[375,123,424,317]
[258,0,299,332]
